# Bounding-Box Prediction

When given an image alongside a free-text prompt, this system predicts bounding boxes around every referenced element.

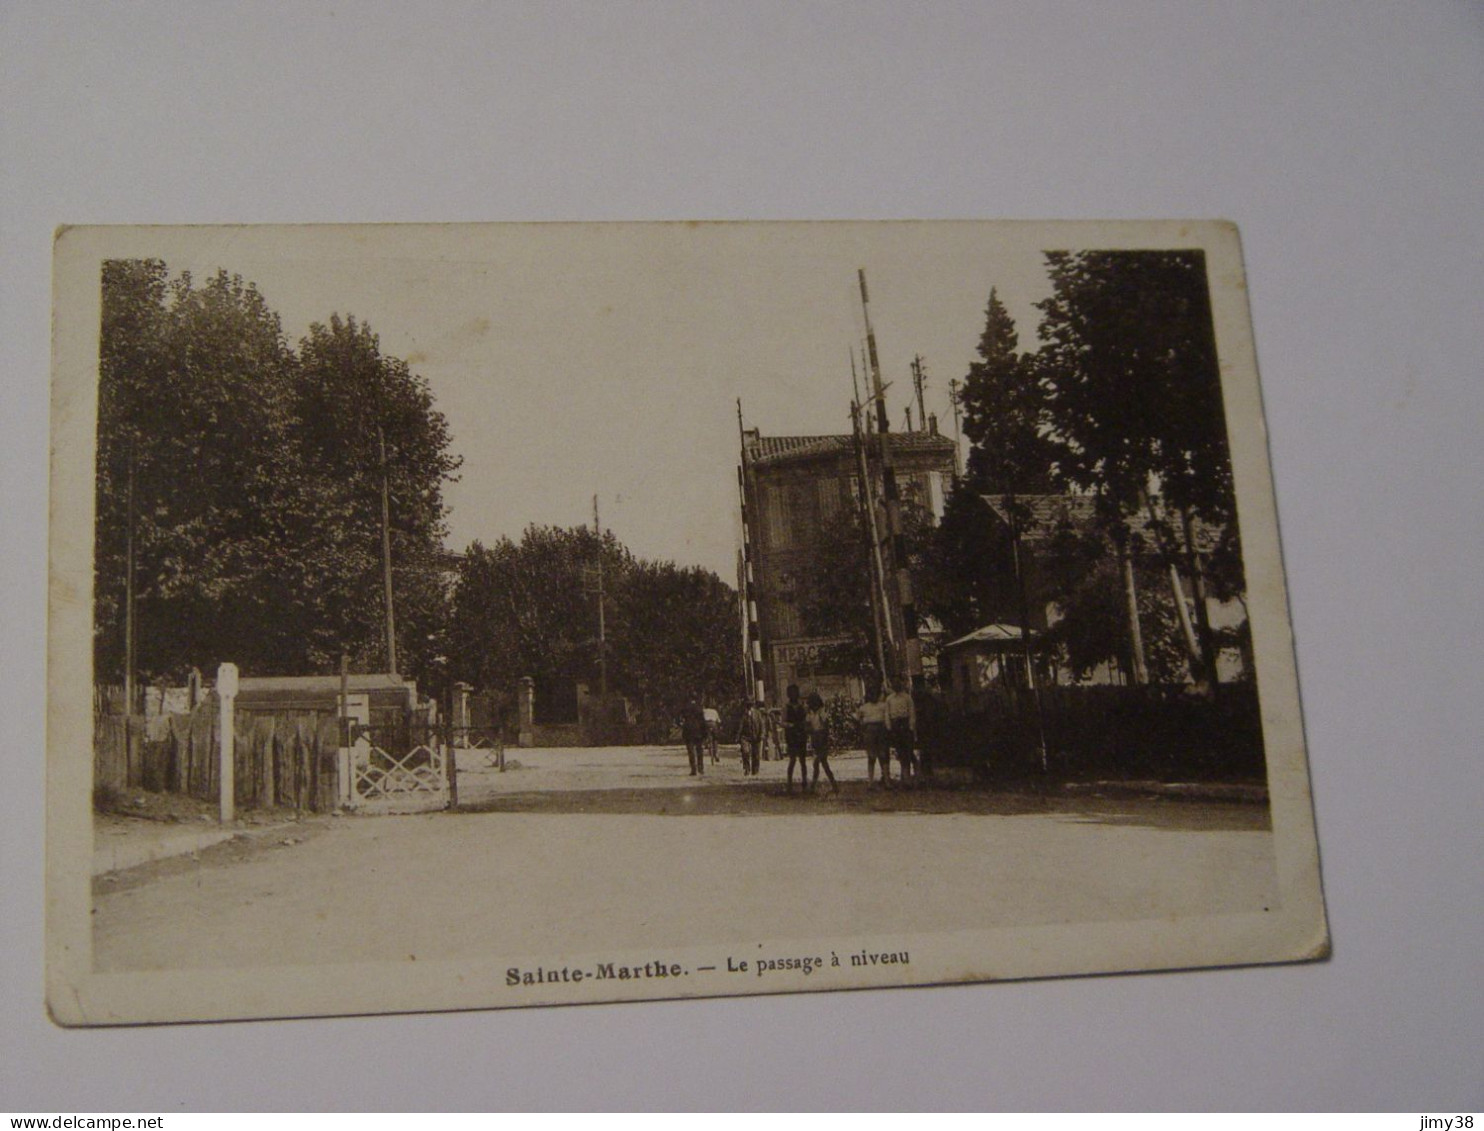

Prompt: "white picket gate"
[339,723,450,814]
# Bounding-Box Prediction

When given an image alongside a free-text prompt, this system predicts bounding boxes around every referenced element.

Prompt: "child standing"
[806,691,838,795]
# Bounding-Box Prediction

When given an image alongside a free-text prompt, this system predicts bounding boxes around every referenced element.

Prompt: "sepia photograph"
[47,220,1326,1024]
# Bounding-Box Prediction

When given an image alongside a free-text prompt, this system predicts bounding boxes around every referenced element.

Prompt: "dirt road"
[93,744,1277,972]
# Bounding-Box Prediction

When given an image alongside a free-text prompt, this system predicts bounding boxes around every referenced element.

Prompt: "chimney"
[928,413,939,435]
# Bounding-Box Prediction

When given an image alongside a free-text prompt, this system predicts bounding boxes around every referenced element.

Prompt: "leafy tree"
[447,526,740,733]
[95,259,170,682]
[958,288,1060,495]
[1037,527,1189,684]
[96,262,303,682]
[791,497,936,678]
[94,262,461,688]
[611,559,742,727]
[918,485,1018,640]
[1035,249,1245,683]
[448,526,628,695]
[292,314,461,679]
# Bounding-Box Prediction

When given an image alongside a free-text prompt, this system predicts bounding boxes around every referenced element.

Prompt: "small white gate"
[339,721,450,814]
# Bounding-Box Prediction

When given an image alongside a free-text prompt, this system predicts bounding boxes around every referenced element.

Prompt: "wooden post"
[123,448,137,716]
[1181,507,1219,693]
[518,676,535,748]
[859,268,920,691]
[445,684,458,810]
[217,662,238,824]
[948,378,963,479]
[851,395,892,685]
[377,423,398,676]
[337,653,351,809]
[1119,543,1149,685]
[736,402,766,706]
[1008,516,1050,774]
[912,355,927,435]
[593,494,608,700]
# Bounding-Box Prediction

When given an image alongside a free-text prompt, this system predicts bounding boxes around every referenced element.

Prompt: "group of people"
[857,677,920,788]
[782,684,836,793]
[677,677,920,790]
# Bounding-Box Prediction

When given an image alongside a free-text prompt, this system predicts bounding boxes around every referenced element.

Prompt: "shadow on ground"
[456,780,1271,830]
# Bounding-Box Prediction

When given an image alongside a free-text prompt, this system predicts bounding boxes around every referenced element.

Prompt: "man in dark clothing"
[736,698,765,776]
[783,683,810,794]
[680,699,707,776]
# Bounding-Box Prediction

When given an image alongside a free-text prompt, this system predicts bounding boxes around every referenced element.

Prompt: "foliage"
[291,314,461,677]
[1034,249,1244,681]
[1038,547,1188,684]
[1036,250,1234,524]
[94,260,460,687]
[448,525,742,730]
[790,495,937,679]
[917,484,1018,640]
[821,692,862,750]
[934,252,1249,687]
[958,288,1060,495]
[614,558,741,724]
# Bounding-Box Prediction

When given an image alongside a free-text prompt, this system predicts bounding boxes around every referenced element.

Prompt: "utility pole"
[736,400,764,705]
[377,424,398,676]
[592,494,607,699]
[859,268,921,691]
[947,378,963,478]
[911,355,928,434]
[1006,509,1050,773]
[123,444,137,714]
[851,394,892,685]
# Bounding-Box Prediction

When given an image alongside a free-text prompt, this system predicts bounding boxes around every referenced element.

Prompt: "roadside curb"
[92,819,311,876]
[1062,780,1270,804]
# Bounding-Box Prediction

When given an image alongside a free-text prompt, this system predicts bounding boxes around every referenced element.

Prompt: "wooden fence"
[94,694,340,813]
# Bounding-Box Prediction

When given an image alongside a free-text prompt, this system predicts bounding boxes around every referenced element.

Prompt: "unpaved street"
[93,744,1277,972]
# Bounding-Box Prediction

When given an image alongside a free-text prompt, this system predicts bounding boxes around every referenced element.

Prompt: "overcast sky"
[140,222,1100,579]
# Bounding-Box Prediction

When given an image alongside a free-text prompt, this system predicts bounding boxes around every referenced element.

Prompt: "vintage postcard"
[47,221,1327,1025]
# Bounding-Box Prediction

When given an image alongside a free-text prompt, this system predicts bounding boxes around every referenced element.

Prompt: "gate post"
[518,676,535,748]
[217,662,239,824]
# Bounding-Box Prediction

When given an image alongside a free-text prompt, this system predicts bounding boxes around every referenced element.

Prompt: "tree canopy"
[933,250,1248,685]
[447,526,741,729]
[95,260,460,687]
[958,288,1060,496]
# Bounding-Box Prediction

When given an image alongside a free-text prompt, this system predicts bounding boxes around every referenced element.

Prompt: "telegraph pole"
[851,394,892,684]
[592,494,607,699]
[911,355,928,434]
[123,444,137,714]
[736,400,764,705]
[377,423,398,676]
[948,378,963,478]
[859,268,921,691]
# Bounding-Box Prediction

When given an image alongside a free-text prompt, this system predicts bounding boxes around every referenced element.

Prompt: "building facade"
[739,426,958,704]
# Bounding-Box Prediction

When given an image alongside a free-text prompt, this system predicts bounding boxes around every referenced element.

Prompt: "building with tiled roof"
[978,494,1221,555]
[739,425,958,704]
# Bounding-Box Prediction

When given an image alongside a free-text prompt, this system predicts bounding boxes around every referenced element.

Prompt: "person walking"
[806,691,838,794]
[702,703,721,763]
[681,699,707,776]
[736,698,765,776]
[858,679,890,787]
[782,684,810,794]
[884,678,918,787]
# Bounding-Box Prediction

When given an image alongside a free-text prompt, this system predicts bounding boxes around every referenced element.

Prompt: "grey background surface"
[3,2,1480,1111]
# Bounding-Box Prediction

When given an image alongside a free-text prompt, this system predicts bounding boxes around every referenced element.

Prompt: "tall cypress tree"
[958,288,1059,496]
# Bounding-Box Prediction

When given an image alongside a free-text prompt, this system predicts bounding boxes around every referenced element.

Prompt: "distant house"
[235,672,421,731]
[740,425,958,703]
[939,622,1046,706]
[972,493,1248,685]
